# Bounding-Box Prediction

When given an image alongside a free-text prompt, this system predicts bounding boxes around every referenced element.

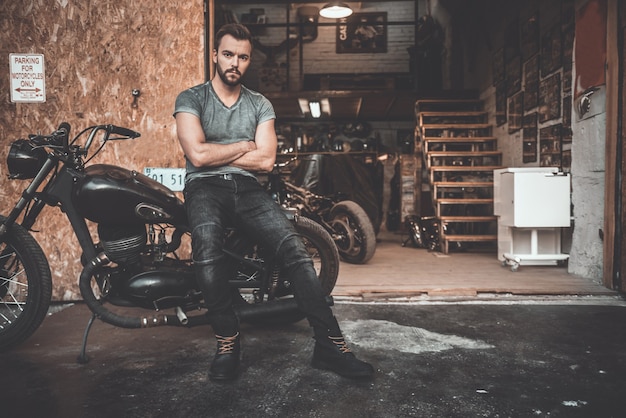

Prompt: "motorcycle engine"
[97,224,147,265]
[96,224,201,310]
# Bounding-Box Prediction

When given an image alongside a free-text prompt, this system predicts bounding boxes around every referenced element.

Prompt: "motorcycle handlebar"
[107,124,141,139]
[81,124,140,155]
[272,157,297,171]
[26,122,140,161]
[55,122,71,149]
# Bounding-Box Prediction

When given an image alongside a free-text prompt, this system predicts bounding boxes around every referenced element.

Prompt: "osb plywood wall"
[0,0,204,300]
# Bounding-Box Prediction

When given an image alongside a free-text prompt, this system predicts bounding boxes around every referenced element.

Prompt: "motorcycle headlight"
[7,139,47,179]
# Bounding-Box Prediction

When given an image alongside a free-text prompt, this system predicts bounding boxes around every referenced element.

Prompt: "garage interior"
[207,0,617,299]
[0,0,623,301]
[2,4,626,417]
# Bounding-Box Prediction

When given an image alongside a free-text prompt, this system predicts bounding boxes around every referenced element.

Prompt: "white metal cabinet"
[494,168,571,270]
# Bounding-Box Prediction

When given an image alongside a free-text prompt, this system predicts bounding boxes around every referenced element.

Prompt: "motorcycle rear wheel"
[236,215,339,325]
[0,216,52,351]
[329,200,376,264]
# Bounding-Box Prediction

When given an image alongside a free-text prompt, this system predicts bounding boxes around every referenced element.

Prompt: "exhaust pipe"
[79,253,334,328]
[178,296,334,327]
[234,296,334,321]
[175,306,189,325]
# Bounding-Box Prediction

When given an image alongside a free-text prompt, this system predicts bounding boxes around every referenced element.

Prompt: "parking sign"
[10,53,46,103]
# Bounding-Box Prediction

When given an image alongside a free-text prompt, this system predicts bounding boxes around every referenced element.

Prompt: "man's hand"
[230,119,277,173]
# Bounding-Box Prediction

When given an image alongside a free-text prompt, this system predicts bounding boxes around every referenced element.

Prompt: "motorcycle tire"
[329,200,376,264]
[236,215,340,326]
[0,216,52,351]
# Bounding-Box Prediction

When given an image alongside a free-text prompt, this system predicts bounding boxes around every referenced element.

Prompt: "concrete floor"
[2,299,626,418]
[2,231,625,418]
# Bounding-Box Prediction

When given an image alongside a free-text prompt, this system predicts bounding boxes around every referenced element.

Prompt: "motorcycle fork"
[45,168,99,262]
[1,157,58,236]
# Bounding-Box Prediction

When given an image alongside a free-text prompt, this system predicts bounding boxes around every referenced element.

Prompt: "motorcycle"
[266,159,377,264]
[0,123,339,361]
[401,215,442,252]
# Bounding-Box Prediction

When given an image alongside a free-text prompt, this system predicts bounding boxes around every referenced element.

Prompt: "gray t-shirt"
[173,81,275,181]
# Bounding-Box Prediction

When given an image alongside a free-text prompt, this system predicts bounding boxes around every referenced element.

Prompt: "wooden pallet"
[432,181,494,198]
[429,166,502,184]
[415,98,500,254]
[441,234,498,254]
[422,136,498,153]
[427,150,502,169]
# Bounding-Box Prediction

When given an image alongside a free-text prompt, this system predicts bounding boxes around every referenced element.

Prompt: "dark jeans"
[184,173,335,334]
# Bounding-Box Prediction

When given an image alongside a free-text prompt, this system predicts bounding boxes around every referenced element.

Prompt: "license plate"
[143,167,186,191]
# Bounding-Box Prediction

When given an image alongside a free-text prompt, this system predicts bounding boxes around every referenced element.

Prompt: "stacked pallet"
[415,99,503,253]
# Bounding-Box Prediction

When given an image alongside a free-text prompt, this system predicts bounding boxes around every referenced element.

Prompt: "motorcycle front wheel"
[329,200,376,264]
[0,216,52,351]
[234,215,340,325]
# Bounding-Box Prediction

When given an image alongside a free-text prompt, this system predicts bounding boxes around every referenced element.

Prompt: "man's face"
[213,34,252,87]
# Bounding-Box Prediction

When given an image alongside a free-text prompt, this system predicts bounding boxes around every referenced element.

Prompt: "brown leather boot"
[209,332,240,382]
[208,311,240,382]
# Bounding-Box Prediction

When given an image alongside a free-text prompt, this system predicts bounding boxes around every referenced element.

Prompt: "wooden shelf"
[415,97,499,253]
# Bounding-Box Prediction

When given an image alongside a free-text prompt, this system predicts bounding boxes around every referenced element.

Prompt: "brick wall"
[226,2,416,91]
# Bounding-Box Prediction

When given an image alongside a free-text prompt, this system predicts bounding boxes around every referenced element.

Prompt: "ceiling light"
[309,101,322,118]
[298,98,309,115]
[319,3,353,19]
[320,98,331,116]
[298,98,330,118]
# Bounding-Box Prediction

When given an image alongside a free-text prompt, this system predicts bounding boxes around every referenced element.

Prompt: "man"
[173,23,374,382]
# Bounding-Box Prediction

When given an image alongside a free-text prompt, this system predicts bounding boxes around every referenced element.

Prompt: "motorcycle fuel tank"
[74,164,187,225]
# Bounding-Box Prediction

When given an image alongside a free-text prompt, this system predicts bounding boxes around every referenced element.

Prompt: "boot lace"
[329,336,352,354]
[215,333,239,354]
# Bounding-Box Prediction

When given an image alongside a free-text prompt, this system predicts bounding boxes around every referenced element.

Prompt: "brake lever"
[28,133,49,147]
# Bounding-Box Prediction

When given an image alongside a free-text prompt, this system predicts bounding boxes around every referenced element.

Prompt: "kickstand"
[77,313,97,364]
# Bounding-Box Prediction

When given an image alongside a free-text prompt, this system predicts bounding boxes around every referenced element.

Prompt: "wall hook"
[131,89,141,109]
[131,89,141,122]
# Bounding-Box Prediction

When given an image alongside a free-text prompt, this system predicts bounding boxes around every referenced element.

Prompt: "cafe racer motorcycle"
[0,123,339,359]
[266,158,377,264]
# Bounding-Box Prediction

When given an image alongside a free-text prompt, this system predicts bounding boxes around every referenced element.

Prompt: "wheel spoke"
[0,250,27,328]
[0,218,52,350]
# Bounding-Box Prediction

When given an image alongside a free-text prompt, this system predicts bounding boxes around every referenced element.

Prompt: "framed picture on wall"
[523,54,539,110]
[562,95,572,131]
[539,72,561,123]
[508,92,523,134]
[496,81,507,126]
[540,123,562,167]
[336,12,387,53]
[563,68,572,93]
[541,24,562,76]
[523,112,538,163]
[506,55,522,96]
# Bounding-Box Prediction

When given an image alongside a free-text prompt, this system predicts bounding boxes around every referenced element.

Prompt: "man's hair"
[214,23,253,51]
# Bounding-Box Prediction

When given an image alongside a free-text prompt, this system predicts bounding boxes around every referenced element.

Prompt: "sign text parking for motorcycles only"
[9,53,46,103]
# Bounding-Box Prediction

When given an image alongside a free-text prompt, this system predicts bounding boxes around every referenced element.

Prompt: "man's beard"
[217,65,242,87]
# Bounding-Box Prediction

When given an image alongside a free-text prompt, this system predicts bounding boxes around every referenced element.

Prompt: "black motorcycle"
[266,159,377,264]
[0,123,339,359]
[401,215,442,251]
